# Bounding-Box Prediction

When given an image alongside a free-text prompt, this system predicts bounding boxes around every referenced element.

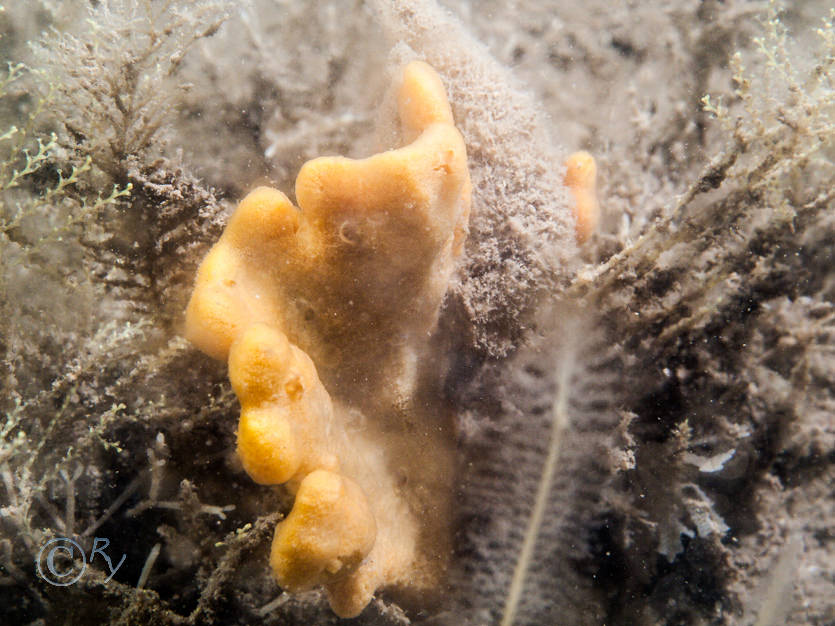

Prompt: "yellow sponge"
[564,150,599,243]
[230,323,338,485]
[185,61,471,406]
[184,61,469,618]
[271,469,376,593]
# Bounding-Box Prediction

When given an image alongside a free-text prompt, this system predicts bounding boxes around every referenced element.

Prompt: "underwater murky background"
[0,1,832,624]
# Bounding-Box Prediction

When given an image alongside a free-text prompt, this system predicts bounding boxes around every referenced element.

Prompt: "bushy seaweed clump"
[568,3,834,624]
[0,3,416,624]
[0,2,282,624]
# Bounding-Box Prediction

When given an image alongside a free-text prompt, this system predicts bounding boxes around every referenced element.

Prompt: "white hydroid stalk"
[753,533,802,626]
[500,335,575,626]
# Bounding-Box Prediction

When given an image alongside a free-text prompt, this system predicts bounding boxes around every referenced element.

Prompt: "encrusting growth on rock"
[185,61,470,617]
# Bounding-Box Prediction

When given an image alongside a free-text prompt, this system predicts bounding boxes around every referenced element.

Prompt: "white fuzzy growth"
[371,0,578,356]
